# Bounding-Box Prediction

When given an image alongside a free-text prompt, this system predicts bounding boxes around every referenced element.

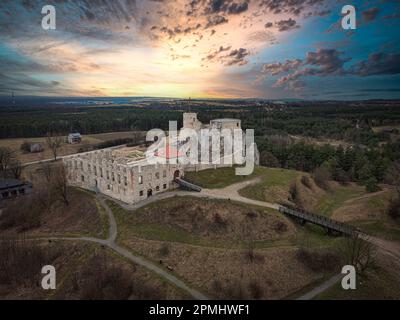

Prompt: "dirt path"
[296,274,343,300]
[343,189,388,204]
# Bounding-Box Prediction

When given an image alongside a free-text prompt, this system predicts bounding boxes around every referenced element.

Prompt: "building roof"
[0,179,25,190]
[210,118,241,123]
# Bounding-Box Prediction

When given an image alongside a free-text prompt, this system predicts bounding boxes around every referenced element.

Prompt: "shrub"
[248,281,263,299]
[158,243,170,257]
[300,175,312,189]
[296,248,340,273]
[313,166,331,190]
[387,195,400,219]
[273,221,288,233]
[365,177,380,193]
[0,239,58,287]
[0,192,46,232]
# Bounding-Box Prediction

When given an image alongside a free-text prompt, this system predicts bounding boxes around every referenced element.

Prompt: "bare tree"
[46,133,63,161]
[39,161,53,183]
[51,163,69,206]
[343,234,375,274]
[385,161,400,219]
[0,147,15,178]
[9,159,22,180]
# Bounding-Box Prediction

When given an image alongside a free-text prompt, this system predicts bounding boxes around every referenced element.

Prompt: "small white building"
[67,133,82,144]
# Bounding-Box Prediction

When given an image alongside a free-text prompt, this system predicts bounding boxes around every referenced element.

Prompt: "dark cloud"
[260,0,325,16]
[262,59,303,75]
[262,49,400,91]
[204,15,229,28]
[203,45,232,61]
[349,52,400,76]
[203,46,250,66]
[262,48,350,87]
[264,22,273,28]
[224,48,249,66]
[305,49,349,74]
[362,7,380,22]
[203,0,249,15]
[275,18,299,32]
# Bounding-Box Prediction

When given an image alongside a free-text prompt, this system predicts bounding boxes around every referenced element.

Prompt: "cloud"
[262,59,303,75]
[192,0,250,15]
[361,7,380,22]
[262,48,351,88]
[204,15,229,28]
[224,48,249,66]
[262,48,400,92]
[203,46,249,66]
[260,0,326,16]
[275,18,299,32]
[349,52,400,76]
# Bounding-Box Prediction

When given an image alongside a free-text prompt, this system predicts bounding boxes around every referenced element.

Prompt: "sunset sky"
[0,0,399,99]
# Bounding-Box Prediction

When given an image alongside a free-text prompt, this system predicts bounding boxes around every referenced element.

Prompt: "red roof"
[154,143,184,159]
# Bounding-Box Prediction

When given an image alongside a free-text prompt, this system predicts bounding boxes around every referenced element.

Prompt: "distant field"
[0,131,140,164]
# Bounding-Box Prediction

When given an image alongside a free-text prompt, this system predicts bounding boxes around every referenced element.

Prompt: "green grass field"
[238,167,303,202]
[314,185,366,217]
[184,166,260,188]
[185,166,304,203]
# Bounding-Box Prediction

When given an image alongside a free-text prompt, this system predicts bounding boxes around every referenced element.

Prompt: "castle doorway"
[147,189,153,197]
[174,170,180,179]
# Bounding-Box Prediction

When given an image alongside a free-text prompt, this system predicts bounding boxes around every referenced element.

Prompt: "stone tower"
[183,113,202,130]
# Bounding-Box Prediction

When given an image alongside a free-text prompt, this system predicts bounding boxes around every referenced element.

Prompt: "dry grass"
[0,240,187,300]
[0,188,104,238]
[120,238,327,299]
[113,196,296,245]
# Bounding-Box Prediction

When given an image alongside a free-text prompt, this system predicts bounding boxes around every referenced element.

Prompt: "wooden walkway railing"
[278,205,357,236]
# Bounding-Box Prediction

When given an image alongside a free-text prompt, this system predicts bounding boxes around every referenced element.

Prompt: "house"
[29,142,43,153]
[68,133,82,144]
[0,179,33,200]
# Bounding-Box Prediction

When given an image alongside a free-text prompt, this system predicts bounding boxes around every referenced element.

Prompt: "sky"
[0,0,399,100]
